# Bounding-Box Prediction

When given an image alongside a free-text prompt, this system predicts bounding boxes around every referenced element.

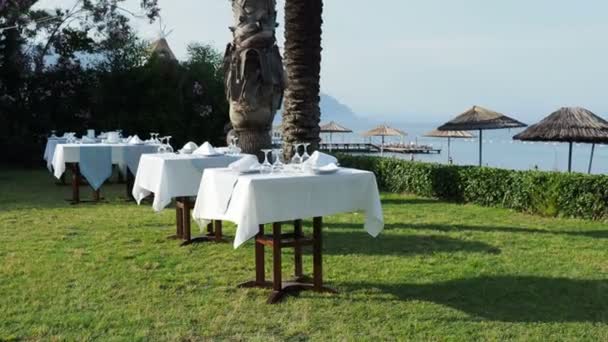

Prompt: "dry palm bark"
[224,0,285,157]
[282,0,323,158]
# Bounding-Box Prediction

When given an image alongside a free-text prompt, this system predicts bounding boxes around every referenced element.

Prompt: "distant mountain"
[275,93,373,131]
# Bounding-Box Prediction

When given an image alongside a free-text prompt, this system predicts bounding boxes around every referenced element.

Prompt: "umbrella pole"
[568,142,573,172]
[329,132,333,152]
[381,135,385,156]
[478,130,483,167]
[588,143,595,174]
[447,137,451,163]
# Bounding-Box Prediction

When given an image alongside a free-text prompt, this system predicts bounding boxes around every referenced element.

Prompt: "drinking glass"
[272,149,284,173]
[165,136,174,153]
[260,149,273,174]
[301,143,311,164]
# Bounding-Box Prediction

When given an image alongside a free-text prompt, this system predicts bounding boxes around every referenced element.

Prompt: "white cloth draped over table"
[132,153,243,212]
[52,143,158,188]
[193,168,385,248]
[44,138,67,171]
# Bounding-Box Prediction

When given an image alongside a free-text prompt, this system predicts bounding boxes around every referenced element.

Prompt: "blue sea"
[321,124,608,175]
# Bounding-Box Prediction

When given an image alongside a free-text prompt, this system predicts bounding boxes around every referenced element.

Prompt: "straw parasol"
[362,125,406,155]
[438,105,526,166]
[150,38,177,61]
[320,121,352,151]
[424,129,474,163]
[513,107,608,173]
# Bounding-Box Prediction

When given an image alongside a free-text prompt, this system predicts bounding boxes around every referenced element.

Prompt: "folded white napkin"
[193,142,218,156]
[302,151,338,168]
[317,162,339,171]
[181,141,198,153]
[128,135,144,145]
[229,155,260,172]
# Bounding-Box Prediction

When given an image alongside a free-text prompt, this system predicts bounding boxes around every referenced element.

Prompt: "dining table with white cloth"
[132,152,244,245]
[51,143,158,203]
[191,166,384,303]
[193,167,384,248]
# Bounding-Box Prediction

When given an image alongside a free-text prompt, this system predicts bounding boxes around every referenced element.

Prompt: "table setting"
[50,131,163,203]
[132,141,247,245]
[192,147,384,303]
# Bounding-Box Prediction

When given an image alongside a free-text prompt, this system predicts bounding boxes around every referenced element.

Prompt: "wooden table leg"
[168,198,184,240]
[294,219,304,280]
[238,225,272,289]
[125,169,135,200]
[256,225,266,284]
[238,219,336,304]
[182,198,192,242]
[93,189,101,202]
[71,163,80,204]
[207,222,214,236]
[214,220,223,242]
[313,216,323,291]
[179,199,228,246]
[267,222,285,304]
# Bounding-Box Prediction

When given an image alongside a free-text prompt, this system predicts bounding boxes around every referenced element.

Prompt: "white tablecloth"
[132,153,243,212]
[193,168,384,248]
[51,143,158,183]
[44,138,67,171]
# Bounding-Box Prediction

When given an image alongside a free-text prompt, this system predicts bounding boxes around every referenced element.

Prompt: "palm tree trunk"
[282,0,323,158]
[224,0,285,159]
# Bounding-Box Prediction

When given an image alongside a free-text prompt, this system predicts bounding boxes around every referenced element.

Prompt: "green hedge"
[338,155,608,221]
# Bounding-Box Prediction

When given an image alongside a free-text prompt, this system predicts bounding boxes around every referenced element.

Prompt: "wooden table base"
[174,197,226,246]
[66,163,103,205]
[238,218,337,304]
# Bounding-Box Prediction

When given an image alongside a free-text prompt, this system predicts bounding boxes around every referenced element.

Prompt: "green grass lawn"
[1,168,608,341]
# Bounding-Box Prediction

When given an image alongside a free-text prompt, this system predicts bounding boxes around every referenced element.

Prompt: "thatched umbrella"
[362,125,406,155]
[438,105,526,166]
[513,107,608,173]
[320,121,352,151]
[150,38,177,61]
[424,129,474,163]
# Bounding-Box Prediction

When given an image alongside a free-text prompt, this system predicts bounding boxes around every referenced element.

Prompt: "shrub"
[338,155,608,221]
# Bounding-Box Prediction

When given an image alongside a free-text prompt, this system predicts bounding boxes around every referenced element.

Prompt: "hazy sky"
[36,0,608,122]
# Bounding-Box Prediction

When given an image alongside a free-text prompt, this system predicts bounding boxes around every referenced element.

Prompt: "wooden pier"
[318,143,441,155]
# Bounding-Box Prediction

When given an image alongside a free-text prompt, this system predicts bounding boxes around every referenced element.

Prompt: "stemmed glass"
[301,143,311,164]
[260,149,273,174]
[165,136,174,153]
[290,144,302,168]
[272,149,284,173]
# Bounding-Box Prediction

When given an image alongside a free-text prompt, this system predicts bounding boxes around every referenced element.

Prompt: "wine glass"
[165,136,174,153]
[260,149,273,174]
[301,143,311,164]
[272,149,284,173]
[290,144,303,172]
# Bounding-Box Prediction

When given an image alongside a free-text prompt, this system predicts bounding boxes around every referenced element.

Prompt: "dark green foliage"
[338,155,608,221]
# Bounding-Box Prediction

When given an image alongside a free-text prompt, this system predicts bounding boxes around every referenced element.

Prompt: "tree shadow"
[385,223,608,239]
[322,231,500,256]
[323,222,608,239]
[343,276,608,323]
[381,198,440,205]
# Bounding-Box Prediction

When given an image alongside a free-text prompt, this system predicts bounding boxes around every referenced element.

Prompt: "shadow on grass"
[381,198,440,205]
[323,231,500,256]
[343,276,608,323]
[324,222,608,239]
[388,223,608,239]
